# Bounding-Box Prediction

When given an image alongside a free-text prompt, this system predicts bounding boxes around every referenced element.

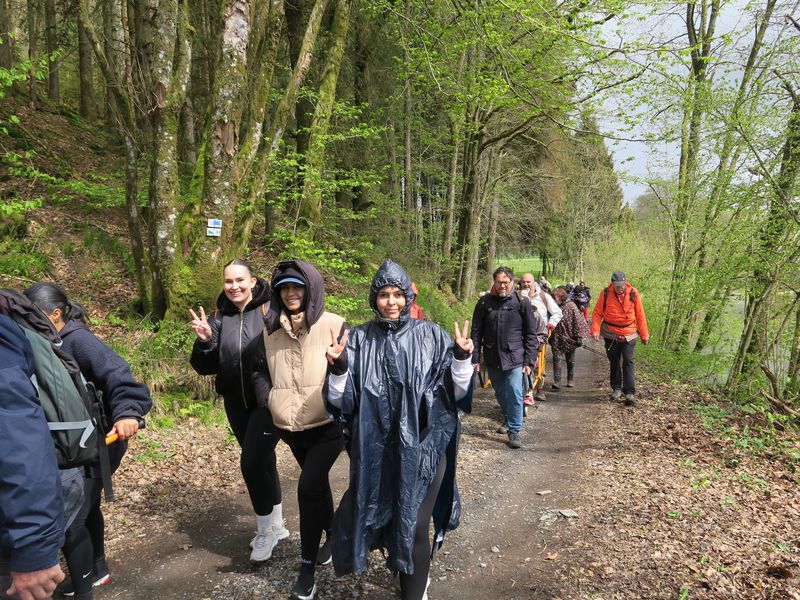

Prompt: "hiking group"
[471,268,648,448]
[0,261,647,600]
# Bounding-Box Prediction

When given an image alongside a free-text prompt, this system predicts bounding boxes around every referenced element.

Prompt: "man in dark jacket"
[0,313,66,600]
[471,267,543,448]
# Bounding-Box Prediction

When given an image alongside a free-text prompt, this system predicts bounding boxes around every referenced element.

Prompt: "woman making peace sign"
[325,260,474,600]
[189,259,287,563]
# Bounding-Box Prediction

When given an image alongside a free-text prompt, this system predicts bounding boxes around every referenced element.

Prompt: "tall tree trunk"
[44,0,58,102]
[77,13,96,119]
[254,0,330,238]
[0,0,13,68]
[124,134,149,307]
[485,192,498,275]
[148,0,191,318]
[101,0,124,130]
[26,0,38,104]
[78,0,147,302]
[285,0,315,191]
[442,118,461,261]
[298,0,353,233]
[188,0,252,298]
[403,74,414,243]
[662,0,720,344]
[237,0,285,243]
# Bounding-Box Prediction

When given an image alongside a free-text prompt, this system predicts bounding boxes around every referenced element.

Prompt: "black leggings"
[225,401,282,515]
[399,454,447,600]
[278,422,344,564]
[62,477,104,595]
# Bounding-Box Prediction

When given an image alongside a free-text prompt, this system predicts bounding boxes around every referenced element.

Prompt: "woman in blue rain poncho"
[325,260,473,600]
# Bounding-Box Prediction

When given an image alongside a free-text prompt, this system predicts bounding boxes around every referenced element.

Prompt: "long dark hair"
[23,282,88,324]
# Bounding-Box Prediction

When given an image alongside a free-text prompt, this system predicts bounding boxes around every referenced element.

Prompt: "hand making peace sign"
[189,306,213,342]
[326,327,350,365]
[454,320,474,354]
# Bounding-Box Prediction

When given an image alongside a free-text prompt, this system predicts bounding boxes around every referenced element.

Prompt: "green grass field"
[496,257,543,276]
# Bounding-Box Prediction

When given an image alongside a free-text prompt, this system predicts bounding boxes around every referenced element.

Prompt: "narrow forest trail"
[94,341,799,599]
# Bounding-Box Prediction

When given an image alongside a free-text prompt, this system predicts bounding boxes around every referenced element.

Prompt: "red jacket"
[590,282,649,342]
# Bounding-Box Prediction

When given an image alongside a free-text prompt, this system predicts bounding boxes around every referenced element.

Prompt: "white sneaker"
[249,530,278,562]
[273,520,290,541]
[250,522,290,548]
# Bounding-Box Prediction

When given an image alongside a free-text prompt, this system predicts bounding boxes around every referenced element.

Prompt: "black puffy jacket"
[190,278,270,409]
[470,291,542,371]
[328,260,471,577]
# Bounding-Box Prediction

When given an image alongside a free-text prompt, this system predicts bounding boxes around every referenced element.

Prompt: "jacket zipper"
[238,309,247,408]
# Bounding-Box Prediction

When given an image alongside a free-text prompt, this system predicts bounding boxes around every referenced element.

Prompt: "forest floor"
[85,342,799,600]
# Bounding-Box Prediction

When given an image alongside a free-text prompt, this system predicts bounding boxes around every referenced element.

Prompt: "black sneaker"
[289,580,317,600]
[60,571,110,597]
[507,432,522,449]
[566,379,575,388]
[316,536,332,566]
[550,382,560,390]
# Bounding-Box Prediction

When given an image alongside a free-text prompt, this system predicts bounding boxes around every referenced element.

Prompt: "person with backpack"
[551,286,589,389]
[590,272,649,406]
[0,312,66,600]
[247,260,347,600]
[573,281,591,321]
[324,260,473,600]
[519,273,561,401]
[189,259,287,563]
[471,267,543,448]
[23,283,152,599]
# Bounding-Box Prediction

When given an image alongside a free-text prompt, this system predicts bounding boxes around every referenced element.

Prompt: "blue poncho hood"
[368,259,415,325]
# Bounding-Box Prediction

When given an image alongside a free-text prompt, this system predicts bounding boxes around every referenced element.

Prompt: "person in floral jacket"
[551,285,589,389]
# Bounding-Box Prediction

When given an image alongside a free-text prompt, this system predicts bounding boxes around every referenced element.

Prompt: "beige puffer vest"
[264,310,345,431]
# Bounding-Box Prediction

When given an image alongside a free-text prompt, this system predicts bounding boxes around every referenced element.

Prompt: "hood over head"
[369,260,415,324]
[215,277,271,315]
[266,260,326,334]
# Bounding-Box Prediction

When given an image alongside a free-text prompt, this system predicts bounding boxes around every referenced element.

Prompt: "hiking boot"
[250,529,278,563]
[507,432,522,449]
[611,389,622,401]
[60,570,110,596]
[566,378,574,388]
[624,394,636,406]
[496,423,508,435]
[534,392,546,402]
[316,536,332,566]
[289,580,317,600]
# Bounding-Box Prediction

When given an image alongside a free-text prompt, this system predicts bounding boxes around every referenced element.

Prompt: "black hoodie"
[265,260,326,334]
[190,277,271,409]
